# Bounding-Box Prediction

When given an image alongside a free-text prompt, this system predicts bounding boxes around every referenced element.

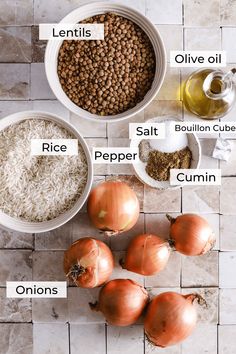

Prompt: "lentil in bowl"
[57,12,156,116]
[45,2,166,122]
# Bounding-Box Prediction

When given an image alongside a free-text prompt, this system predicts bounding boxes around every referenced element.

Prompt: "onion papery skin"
[168,214,215,256]
[124,234,170,275]
[144,292,198,347]
[64,237,114,288]
[87,181,140,236]
[91,279,149,326]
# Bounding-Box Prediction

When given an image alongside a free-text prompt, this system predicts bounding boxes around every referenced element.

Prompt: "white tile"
[156,25,183,62]
[30,63,55,99]
[184,0,220,26]
[86,138,108,175]
[70,112,106,138]
[146,0,182,25]
[220,215,236,250]
[0,64,30,100]
[0,101,32,118]
[116,0,146,15]
[155,67,181,100]
[70,324,106,354]
[222,28,236,63]
[218,325,236,354]
[0,0,33,25]
[107,325,144,354]
[67,287,105,324]
[0,250,32,286]
[32,298,68,323]
[182,251,219,287]
[182,185,220,213]
[0,27,32,63]
[220,140,236,175]
[199,139,219,169]
[220,178,236,214]
[220,289,236,324]
[32,100,70,121]
[221,0,236,25]
[0,228,33,249]
[107,138,133,175]
[219,251,236,288]
[33,323,69,354]
[0,323,33,354]
[33,251,65,281]
[144,185,181,213]
[144,100,183,121]
[107,111,144,138]
[182,325,217,354]
[184,28,221,50]
[34,0,89,23]
[35,221,73,250]
[0,288,31,322]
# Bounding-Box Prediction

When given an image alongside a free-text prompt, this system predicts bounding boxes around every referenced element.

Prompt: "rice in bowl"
[0,118,88,222]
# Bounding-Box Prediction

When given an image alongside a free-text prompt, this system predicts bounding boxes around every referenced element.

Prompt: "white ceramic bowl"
[130,117,201,189]
[0,111,93,233]
[45,1,166,123]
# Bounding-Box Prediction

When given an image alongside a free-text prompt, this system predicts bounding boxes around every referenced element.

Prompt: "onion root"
[184,293,207,307]
[66,263,85,281]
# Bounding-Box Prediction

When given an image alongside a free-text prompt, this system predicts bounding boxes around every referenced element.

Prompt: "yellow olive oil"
[183,69,235,119]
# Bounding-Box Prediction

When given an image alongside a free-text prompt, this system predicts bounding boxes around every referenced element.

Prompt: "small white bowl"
[0,111,93,233]
[45,1,166,123]
[130,117,201,189]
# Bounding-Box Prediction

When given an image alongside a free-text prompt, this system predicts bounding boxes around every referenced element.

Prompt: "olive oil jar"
[183,68,236,119]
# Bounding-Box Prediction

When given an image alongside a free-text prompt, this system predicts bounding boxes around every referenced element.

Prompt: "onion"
[64,237,114,288]
[167,213,215,256]
[144,292,204,347]
[90,279,149,326]
[122,234,170,275]
[87,180,140,236]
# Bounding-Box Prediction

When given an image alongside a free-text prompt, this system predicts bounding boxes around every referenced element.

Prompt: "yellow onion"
[64,237,114,288]
[123,234,170,275]
[87,180,140,236]
[167,213,215,256]
[144,292,203,347]
[90,279,149,326]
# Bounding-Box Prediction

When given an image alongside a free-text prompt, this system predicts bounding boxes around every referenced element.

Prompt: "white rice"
[0,119,88,222]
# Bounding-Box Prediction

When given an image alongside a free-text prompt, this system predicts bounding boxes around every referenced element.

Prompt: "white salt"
[150,120,188,153]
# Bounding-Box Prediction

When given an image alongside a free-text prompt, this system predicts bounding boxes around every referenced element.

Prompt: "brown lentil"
[57,12,156,116]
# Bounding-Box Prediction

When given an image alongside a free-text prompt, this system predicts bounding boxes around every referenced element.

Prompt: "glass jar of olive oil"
[183,68,236,119]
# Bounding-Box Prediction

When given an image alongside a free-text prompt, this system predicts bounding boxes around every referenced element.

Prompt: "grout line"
[105,323,108,354]
[68,323,71,354]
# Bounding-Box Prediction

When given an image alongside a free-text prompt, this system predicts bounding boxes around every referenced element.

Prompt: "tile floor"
[0,0,236,353]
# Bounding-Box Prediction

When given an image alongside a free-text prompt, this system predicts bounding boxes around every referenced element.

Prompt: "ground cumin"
[145,147,192,181]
